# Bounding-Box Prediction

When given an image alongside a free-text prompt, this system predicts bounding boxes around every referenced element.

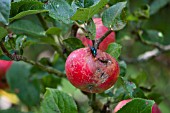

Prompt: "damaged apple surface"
[65,47,119,93]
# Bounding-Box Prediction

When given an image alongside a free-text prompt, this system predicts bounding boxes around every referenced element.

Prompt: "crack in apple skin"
[65,47,120,93]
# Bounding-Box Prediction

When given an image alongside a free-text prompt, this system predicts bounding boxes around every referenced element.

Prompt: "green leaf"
[41,88,78,113]
[0,55,12,60]
[118,61,127,77]
[147,93,163,104]
[102,2,127,31]
[133,88,146,99]
[60,78,77,95]
[0,108,23,113]
[10,10,48,23]
[117,77,146,99]
[10,0,44,17]
[53,56,65,72]
[71,0,108,21]
[106,43,122,59]
[139,30,164,45]
[143,4,170,45]
[46,27,61,36]
[27,36,56,45]
[85,18,96,40]
[6,62,40,106]
[44,0,74,24]
[63,37,84,51]
[41,75,61,91]
[9,19,45,37]
[134,5,150,19]
[130,71,147,86]
[117,98,155,113]
[72,0,103,8]
[0,27,8,40]
[66,0,74,5]
[119,77,137,98]
[15,35,27,51]
[109,77,146,102]
[0,0,11,25]
[150,0,170,15]
[127,4,150,21]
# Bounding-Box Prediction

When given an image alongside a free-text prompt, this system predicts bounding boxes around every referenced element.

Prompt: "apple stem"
[92,93,96,103]
[94,29,113,50]
[89,93,98,111]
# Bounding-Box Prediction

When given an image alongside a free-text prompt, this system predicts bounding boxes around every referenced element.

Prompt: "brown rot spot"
[100,72,105,78]
[100,73,109,83]
[97,68,101,72]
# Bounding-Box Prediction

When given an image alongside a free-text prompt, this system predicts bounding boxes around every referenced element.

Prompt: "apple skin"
[113,99,161,113]
[65,47,119,93]
[0,60,13,89]
[113,99,132,113]
[152,104,162,113]
[77,18,115,51]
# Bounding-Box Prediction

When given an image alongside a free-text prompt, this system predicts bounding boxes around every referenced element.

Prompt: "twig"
[121,45,170,63]
[0,42,14,60]
[94,30,113,49]
[0,41,65,77]
[123,29,170,63]
[137,45,170,61]
[137,48,160,61]
[23,59,65,77]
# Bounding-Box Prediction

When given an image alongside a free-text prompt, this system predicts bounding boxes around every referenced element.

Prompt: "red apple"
[152,104,162,113]
[65,47,119,93]
[77,18,115,51]
[113,99,161,113]
[0,60,13,89]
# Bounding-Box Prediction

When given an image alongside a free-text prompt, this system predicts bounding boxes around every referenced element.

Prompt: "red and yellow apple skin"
[77,18,115,51]
[0,60,13,89]
[65,47,119,93]
[113,99,161,113]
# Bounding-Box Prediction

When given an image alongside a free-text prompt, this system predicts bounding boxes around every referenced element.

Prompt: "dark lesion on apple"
[97,58,112,66]
[99,72,109,84]
[100,72,105,78]
[95,68,109,84]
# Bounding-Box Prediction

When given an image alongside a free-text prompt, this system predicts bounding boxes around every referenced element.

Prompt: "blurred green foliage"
[0,0,170,113]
